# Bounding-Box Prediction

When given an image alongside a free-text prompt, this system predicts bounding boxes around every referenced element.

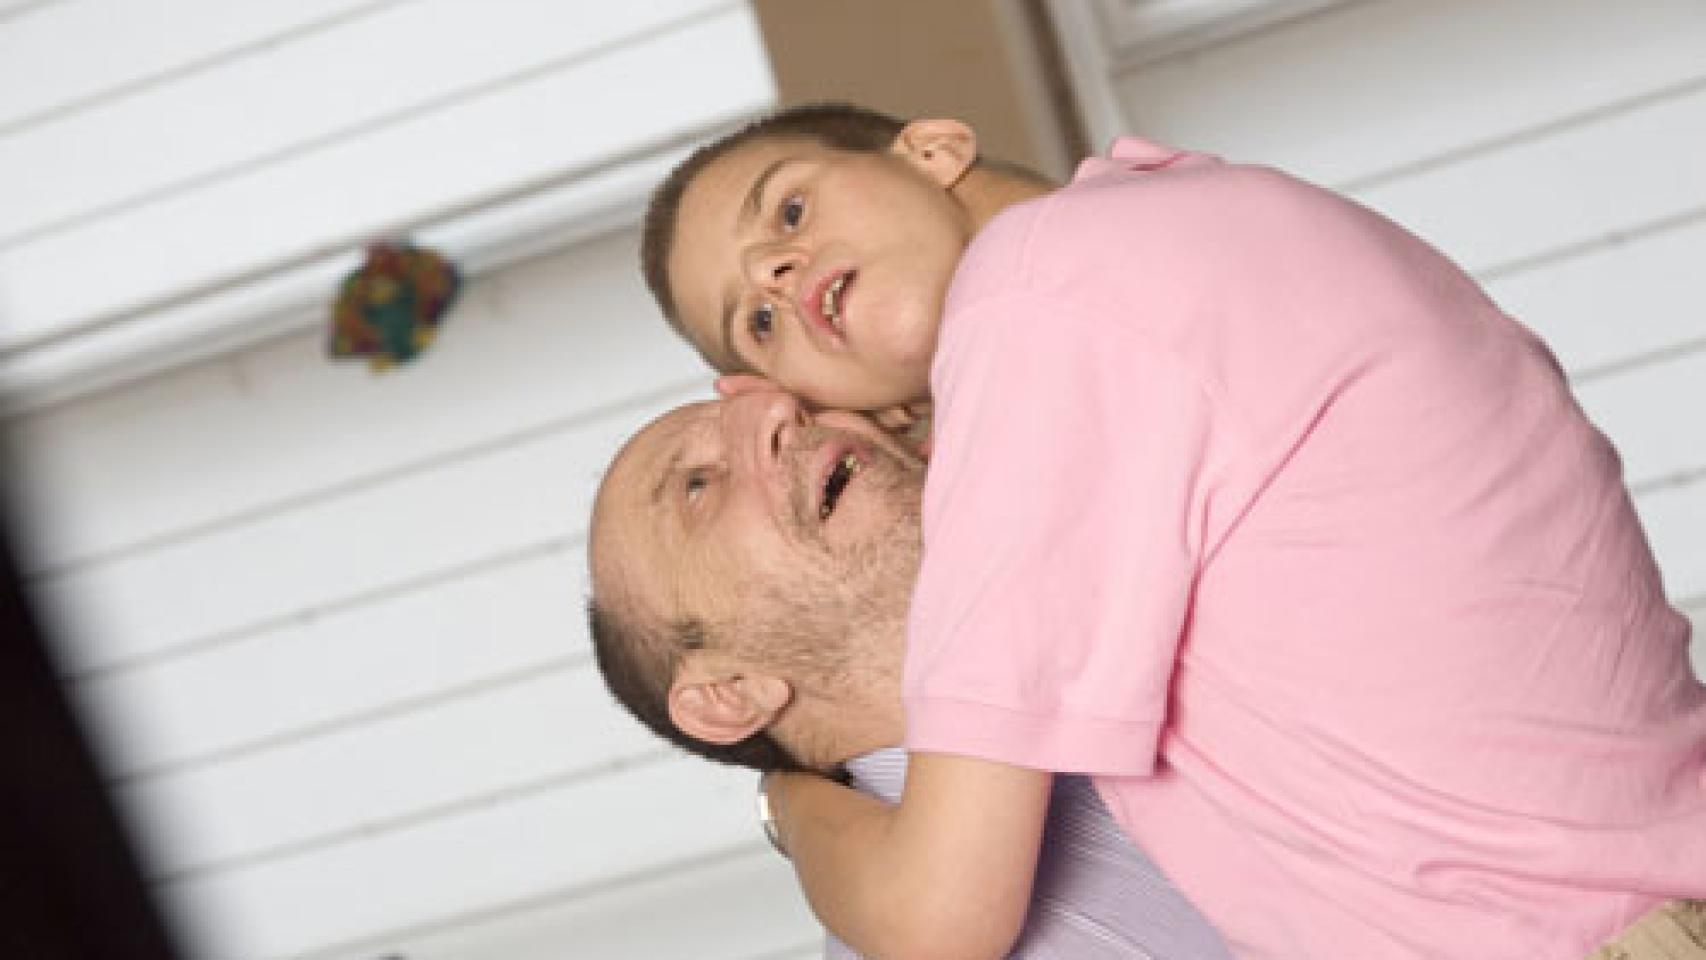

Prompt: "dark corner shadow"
[0,449,187,960]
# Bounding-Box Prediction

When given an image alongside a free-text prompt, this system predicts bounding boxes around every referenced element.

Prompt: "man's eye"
[748,303,775,343]
[685,470,709,502]
[780,195,804,230]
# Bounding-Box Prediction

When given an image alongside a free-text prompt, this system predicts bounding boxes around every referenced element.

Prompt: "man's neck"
[775,684,904,773]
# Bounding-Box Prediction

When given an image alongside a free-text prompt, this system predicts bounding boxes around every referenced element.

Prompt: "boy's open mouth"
[816,269,856,335]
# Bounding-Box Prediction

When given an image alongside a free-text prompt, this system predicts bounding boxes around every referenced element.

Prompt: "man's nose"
[723,386,805,475]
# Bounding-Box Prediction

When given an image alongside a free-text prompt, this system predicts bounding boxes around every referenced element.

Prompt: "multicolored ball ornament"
[327,241,460,371]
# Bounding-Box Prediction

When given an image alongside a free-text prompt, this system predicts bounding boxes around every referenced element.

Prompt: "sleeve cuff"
[904,696,1162,778]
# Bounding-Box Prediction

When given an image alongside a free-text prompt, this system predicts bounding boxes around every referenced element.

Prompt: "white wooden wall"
[1,2,826,959]
[0,0,777,397]
[10,235,827,960]
[1088,0,1706,670]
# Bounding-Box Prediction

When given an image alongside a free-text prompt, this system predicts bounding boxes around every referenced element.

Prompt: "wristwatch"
[756,773,789,859]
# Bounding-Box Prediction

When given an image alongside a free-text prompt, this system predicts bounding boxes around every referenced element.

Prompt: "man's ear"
[668,658,793,746]
[892,118,978,189]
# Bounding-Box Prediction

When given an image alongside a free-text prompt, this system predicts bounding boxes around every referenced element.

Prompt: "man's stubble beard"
[741,436,924,700]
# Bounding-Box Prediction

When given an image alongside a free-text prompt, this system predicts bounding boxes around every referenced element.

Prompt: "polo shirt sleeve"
[903,291,1248,777]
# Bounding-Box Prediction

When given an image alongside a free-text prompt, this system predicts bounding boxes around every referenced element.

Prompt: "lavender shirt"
[824,748,1232,960]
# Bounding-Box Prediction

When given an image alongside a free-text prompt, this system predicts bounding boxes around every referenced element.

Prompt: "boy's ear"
[668,657,793,746]
[892,118,978,189]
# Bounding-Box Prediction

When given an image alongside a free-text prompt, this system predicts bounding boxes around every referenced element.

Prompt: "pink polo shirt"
[903,138,1706,959]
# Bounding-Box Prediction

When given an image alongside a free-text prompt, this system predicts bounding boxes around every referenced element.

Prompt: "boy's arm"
[771,752,1051,960]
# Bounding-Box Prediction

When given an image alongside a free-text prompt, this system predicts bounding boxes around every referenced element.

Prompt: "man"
[603,103,1706,959]
[589,392,1232,959]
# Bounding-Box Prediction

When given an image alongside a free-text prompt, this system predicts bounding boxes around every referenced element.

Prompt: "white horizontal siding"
[1575,352,1706,497]
[114,663,659,880]
[1347,83,1706,282]
[1485,217,1706,379]
[6,224,793,955]
[0,1,727,248]
[1105,0,1706,648]
[1110,0,1706,192]
[11,232,810,956]
[1639,479,1706,611]
[10,228,698,578]
[158,756,796,960]
[77,547,592,781]
[0,1,769,349]
[0,0,58,23]
[0,0,389,132]
[27,358,699,676]
[302,847,821,960]
[0,4,799,955]
[1689,599,1706,678]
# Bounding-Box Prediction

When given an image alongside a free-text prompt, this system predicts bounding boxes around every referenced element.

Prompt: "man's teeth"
[821,272,851,326]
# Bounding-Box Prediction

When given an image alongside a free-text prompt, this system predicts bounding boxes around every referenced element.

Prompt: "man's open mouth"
[820,450,862,521]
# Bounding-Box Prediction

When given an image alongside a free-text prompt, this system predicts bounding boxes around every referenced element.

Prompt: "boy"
[639,103,1706,959]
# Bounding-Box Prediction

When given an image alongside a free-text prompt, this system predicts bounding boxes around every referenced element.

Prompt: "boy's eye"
[780,195,804,230]
[748,303,775,343]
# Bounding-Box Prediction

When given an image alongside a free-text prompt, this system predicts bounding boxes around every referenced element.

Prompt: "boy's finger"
[714,374,775,397]
[872,405,917,432]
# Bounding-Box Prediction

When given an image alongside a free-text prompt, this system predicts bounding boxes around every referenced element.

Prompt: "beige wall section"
[752,0,1081,180]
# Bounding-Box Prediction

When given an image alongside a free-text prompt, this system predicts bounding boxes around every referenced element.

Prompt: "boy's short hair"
[640,102,908,340]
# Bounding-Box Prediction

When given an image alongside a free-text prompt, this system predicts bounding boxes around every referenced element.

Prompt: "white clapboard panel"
[10,229,707,574]
[31,374,700,675]
[1349,83,1706,277]
[1485,217,1706,377]
[316,847,819,960]
[0,0,381,131]
[1637,479,1706,604]
[1687,598,1706,678]
[1109,0,1706,190]
[0,0,729,245]
[74,547,589,779]
[158,756,771,960]
[1574,352,1706,490]
[118,662,661,879]
[0,0,55,22]
[0,3,772,343]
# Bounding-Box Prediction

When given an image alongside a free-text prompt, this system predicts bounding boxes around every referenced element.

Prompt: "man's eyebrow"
[649,448,684,508]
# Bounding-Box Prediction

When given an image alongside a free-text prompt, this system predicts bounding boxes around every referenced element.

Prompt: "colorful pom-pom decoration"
[327,241,461,372]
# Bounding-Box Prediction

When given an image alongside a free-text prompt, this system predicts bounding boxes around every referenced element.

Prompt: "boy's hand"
[714,373,774,398]
[873,402,935,459]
